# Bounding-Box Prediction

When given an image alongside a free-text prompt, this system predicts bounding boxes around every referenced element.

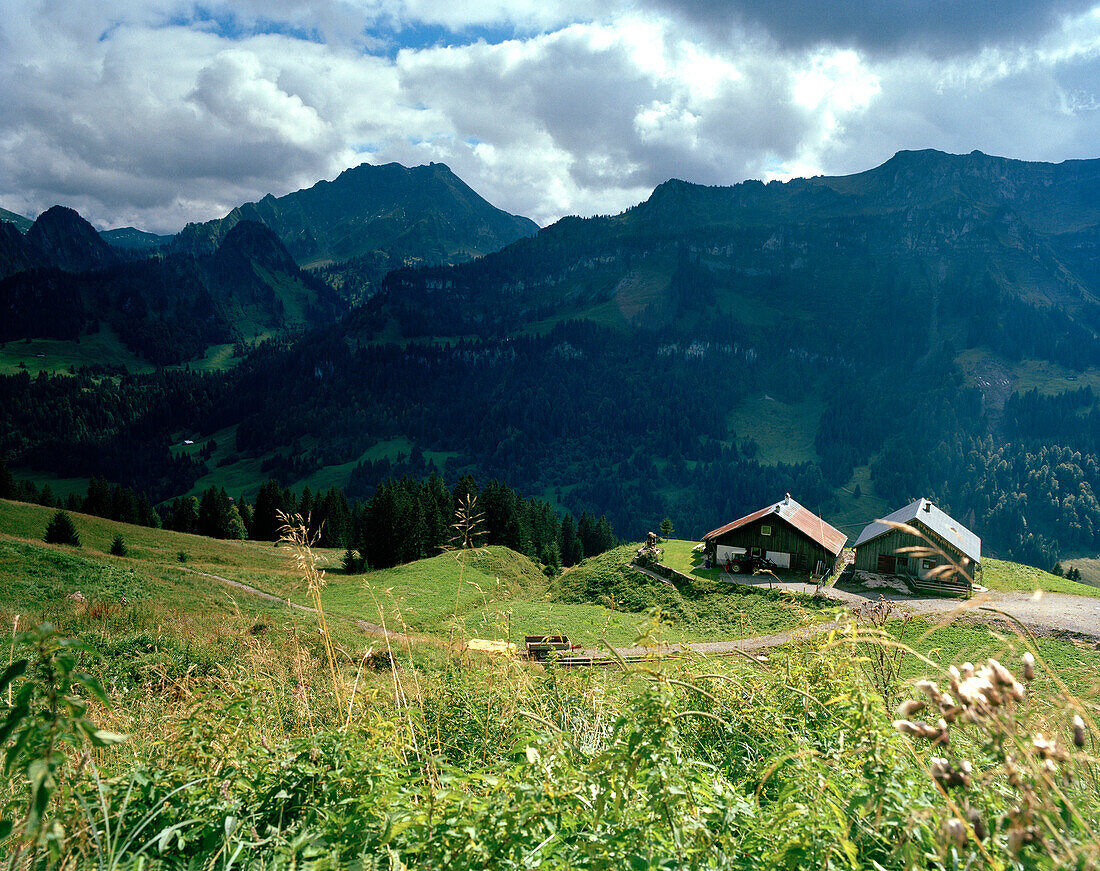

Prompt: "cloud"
[640,0,1098,56]
[1,1,1099,234]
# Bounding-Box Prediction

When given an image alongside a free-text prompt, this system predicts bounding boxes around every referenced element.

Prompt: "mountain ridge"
[171,161,539,269]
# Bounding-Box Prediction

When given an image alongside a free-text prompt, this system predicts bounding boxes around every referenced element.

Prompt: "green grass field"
[1061,554,1100,587]
[982,556,1100,598]
[0,328,153,376]
[956,347,1100,396]
[179,434,435,501]
[0,329,244,377]
[728,393,824,466]
[3,498,1100,868]
[3,500,1099,661]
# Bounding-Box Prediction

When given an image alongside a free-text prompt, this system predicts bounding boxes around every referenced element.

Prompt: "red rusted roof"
[703,495,847,556]
[703,505,774,541]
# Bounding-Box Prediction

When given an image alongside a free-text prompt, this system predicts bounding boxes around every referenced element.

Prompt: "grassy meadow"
[1,502,1099,868]
[982,557,1100,598]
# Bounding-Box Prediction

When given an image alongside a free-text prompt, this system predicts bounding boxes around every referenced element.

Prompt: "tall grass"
[1,515,1098,868]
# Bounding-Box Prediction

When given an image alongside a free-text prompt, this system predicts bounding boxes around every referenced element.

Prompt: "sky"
[3,1,1100,233]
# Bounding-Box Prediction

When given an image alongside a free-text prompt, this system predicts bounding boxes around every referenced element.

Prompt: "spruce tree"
[45,510,80,546]
[559,514,583,567]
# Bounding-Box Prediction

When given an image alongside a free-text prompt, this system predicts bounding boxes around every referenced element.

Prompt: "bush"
[109,535,127,557]
[44,510,80,546]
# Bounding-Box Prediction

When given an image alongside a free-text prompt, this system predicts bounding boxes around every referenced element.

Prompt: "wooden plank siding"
[707,515,835,574]
[853,523,978,591]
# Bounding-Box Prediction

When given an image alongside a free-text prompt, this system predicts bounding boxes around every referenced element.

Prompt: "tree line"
[1,461,617,572]
[161,475,617,572]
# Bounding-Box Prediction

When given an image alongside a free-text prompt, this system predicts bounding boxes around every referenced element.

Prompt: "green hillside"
[3,500,1100,867]
[0,206,33,232]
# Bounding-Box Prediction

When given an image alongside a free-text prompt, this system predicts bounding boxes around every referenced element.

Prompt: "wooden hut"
[703,494,847,576]
[852,498,980,595]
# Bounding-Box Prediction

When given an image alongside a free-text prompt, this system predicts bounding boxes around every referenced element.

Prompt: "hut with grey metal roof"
[703,494,846,577]
[853,498,980,596]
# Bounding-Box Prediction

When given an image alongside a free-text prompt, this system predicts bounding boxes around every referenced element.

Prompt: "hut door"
[877,554,897,573]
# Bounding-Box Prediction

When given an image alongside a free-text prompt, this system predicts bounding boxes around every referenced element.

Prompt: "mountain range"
[0,161,541,362]
[2,150,1099,575]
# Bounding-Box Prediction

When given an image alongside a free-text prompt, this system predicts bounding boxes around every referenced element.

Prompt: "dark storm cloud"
[644,0,1098,54]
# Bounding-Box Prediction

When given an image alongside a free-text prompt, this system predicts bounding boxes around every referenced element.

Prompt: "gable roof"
[853,498,981,564]
[703,495,847,556]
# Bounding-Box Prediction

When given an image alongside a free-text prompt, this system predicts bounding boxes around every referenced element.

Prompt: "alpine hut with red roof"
[702,494,847,577]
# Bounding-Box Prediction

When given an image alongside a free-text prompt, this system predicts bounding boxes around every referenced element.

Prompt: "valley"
[3,150,1100,578]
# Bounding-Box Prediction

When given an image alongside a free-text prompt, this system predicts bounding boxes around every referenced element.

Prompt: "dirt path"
[189,564,1100,665]
[578,621,843,662]
[723,575,1100,641]
[179,567,415,644]
[583,578,1100,663]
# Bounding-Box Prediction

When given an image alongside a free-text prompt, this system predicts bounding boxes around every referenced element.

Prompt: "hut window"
[922,558,935,570]
[761,525,772,536]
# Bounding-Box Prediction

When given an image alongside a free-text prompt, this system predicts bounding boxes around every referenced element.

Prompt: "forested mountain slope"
[236,150,1100,567]
[0,219,344,364]
[3,150,1099,572]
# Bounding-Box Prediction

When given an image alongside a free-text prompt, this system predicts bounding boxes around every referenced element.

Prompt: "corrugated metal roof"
[853,498,981,564]
[703,495,847,556]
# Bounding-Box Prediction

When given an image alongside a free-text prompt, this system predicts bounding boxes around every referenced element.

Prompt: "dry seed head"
[1073,715,1086,749]
[1021,652,1035,682]
[966,807,987,841]
[893,719,924,737]
[917,679,944,704]
[1031,733,1062,761]
[897,698,926,718]
[943,817,967,848]
[930,756,972,789]
[894,719,947,742]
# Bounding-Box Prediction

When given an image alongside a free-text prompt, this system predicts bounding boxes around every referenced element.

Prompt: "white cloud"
[0,1,1099,233]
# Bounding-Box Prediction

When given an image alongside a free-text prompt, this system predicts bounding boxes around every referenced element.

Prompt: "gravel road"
[721,575,1100,641]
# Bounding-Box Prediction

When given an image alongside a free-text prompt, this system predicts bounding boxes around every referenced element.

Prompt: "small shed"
[703,494,847,576]
[853,498,980,594]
